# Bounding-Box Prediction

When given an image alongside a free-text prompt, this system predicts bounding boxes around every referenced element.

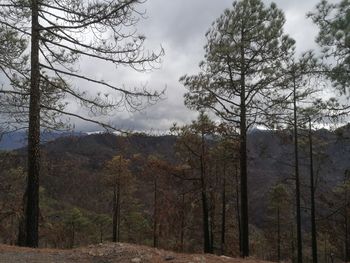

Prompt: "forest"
[0,0,349,263]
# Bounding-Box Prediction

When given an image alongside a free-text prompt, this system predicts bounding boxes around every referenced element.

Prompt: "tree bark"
[153,177,158,248]
[240,33,249,257]
[234,165,242,255]
[293,76,303,263]
[200,131,211,253]
[221,176,226,255]
[112,182,117,242]
[309,118,318,263]
[277,207,281,262]
[345,180,349,262]
[180,193,185,252]
[116,182,121,242]
[26,0,41,248]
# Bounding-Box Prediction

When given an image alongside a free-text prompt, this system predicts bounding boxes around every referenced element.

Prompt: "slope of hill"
[35,126,350,226]
[13,126,350,224]
[0,242,269,263]
[1,125,349,259]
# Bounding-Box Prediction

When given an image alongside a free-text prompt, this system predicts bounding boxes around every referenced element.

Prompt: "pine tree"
[309,0,350,94]
[0,0,163,247]
[171,112,217,253]
[180,0,295,256]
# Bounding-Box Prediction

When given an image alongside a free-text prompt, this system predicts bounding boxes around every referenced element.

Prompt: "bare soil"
[0,243,269,263]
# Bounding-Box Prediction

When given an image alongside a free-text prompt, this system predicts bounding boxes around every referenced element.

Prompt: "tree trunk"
[180,193,185,252]
[234,165,242,255]
[116,183,121,242]
[210,204,214,253]
[153,177,158,248]
[201,189,211,253]
[71,223,75,248]
[345,210,349,262]
[240,38,249,257]
[26,0,41,248]
[221,177,226,255]
[277,207,281,262]
[112,182,117,242]
[345,185,349,262]
[324,238,327,263]
[309,118,318,263]
[293,76,303,263]
[291,228,296,263]
[200,132,211,253]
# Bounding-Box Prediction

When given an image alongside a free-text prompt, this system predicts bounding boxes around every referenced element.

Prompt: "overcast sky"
[12,0,343,132]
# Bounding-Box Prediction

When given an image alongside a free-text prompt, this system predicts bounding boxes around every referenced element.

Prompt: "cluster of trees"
[0,0,349,262]
[179,0,349,261]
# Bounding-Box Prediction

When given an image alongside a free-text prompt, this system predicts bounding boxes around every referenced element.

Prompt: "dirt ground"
[0,243,269,263]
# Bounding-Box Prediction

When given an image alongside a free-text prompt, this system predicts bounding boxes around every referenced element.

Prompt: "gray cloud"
[87,0,329,133]
[1,0,334,133]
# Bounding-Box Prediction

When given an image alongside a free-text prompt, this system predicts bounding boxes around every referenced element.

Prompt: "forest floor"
[0,242,269,263]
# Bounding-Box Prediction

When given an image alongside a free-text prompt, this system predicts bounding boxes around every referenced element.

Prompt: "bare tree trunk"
[180,193,185,252]
[201,185,211,252]
[153,178,158,248]
[26,0,41,248]
[221,177,226,255]
[345,182,349,262]
[234,165,242,255]
[200,132,211,253]
[116,183,121,242]
[324,238,327,263]
[346,212,349,262]
[277,207,281,262]
[240,29,249,257]
[291,228,296,263]
[309,118,318,263]
[71,223,75,248]
[210,202,214,253]
[293,76,303,263]
[112,182,117,242]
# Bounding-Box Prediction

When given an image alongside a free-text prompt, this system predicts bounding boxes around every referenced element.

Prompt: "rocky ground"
[0,243,268,263]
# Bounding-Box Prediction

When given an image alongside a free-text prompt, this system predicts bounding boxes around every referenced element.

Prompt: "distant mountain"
[0,131,86,150]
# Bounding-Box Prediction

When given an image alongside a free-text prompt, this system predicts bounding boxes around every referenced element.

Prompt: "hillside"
[0,243,270,263]
[35,127,350,227]
[0,126,349,260]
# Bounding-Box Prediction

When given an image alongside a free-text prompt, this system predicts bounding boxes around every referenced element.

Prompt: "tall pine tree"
[180,0,295,256]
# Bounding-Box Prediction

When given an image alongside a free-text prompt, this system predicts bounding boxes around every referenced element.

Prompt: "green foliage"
[181,0,295,127]
[309,0,350,93]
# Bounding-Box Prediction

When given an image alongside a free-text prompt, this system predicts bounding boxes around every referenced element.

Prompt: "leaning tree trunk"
[293,76,303,263]
[26,0,41,248]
